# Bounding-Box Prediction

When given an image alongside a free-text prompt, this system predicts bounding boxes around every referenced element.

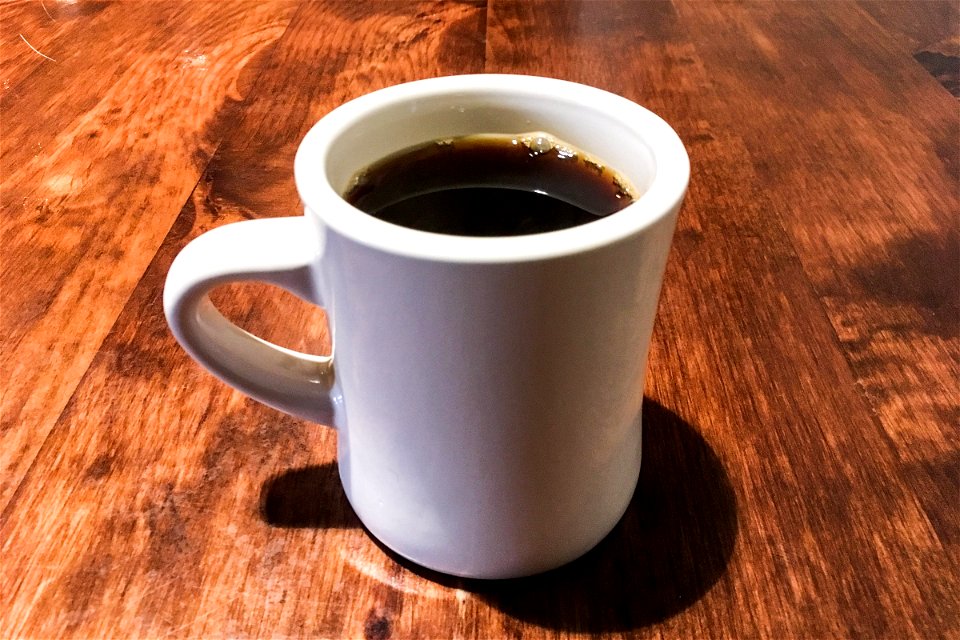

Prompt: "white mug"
[164,74,689,579]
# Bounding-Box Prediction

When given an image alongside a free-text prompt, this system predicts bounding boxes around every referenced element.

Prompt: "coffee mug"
[164,74,689,579]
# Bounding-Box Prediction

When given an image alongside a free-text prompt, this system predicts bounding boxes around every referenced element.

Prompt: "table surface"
[3,1,958,638]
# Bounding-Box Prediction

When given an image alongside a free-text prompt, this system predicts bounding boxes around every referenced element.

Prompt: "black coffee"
[343,133,636,237]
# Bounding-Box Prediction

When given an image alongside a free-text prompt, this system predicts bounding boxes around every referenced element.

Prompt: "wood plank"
[858,0,960,98]
[675,0,958,520]
[0,1,299,507]
[2,1,955,638]
[484,1,955,637]
[1,2,487,637]
[669,1,959,635]
[857,0,960,52]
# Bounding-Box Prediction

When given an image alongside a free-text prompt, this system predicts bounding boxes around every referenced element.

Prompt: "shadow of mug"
[261,399,738,632]
[261,461,358,529]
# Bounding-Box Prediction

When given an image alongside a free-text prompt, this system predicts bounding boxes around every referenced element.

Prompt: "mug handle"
[163,216,336,426]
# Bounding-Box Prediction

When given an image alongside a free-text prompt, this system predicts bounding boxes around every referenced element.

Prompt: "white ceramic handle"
[163,216,335,426]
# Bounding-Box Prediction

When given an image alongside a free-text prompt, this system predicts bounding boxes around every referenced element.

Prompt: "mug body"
[295,75,687,578]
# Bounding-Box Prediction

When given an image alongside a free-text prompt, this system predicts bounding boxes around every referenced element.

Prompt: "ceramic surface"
[164,75,689,578]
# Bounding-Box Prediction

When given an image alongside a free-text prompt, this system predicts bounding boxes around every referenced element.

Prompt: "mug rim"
[294,74,689,263]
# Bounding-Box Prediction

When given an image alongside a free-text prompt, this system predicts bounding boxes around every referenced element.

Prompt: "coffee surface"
[344,133,636,237]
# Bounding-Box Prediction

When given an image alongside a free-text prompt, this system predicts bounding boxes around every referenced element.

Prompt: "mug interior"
[324,87,657,198]
[295,75,688,262]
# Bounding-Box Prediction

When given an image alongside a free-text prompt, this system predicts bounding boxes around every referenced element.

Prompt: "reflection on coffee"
[344,133,638,237]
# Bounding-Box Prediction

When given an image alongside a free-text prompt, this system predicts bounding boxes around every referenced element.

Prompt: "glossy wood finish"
[2,1,957,638]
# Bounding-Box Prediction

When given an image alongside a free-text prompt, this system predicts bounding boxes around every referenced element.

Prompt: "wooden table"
[3,1,957,638]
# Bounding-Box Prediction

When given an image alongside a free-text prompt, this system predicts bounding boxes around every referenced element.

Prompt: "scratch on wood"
[19,34,56,62]
[40,0,56,21]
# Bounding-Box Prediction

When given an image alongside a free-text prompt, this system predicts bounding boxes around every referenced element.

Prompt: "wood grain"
[1,0,299,507]
[857,2,960,97]
[3,2,488,638]
[2,1,957,638]
[858,0,960,53]
[489,2,958,636]
[677,0,959,524]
